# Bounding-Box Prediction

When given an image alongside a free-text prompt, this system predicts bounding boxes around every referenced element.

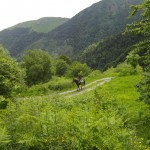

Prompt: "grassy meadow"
[0,69,149,149]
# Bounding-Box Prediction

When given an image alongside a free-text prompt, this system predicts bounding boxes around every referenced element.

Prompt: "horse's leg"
[77,85,79,91]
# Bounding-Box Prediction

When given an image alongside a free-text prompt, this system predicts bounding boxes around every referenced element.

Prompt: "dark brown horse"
[73,78,85,91]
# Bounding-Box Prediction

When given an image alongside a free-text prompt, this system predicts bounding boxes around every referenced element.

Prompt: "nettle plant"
[0,90,147,150]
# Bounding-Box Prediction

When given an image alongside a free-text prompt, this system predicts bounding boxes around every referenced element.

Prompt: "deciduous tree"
[0,45,24,98]
[23,49,52,85]
[125,0,150,104]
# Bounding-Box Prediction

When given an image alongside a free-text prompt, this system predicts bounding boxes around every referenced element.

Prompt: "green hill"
[30,0,142,56]
[0,28,45,57]
[10,17,69,33]
[79,34,144,71]
[0,17,69,57]
[0,0,143,68]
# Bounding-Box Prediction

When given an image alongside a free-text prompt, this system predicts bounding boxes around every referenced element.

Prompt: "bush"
[0,96,8,109]
[0,45,25,98]
[67,61,91,77]
[115,63,136,76]
[87,70,102,78]
[23,49,52,85]
[55,59,69,76]
[48,77,72,91]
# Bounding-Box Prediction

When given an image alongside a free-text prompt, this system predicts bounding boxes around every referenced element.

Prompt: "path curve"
[18,77,113,100]
[59,77,113,97]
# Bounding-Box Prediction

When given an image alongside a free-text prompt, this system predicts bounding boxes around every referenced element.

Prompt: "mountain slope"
[0,17,69,57]
[0,0,143,59]
[30,0,142,57]
[0,28,45,57]
[10,17,69,33]
[79,34,144,71]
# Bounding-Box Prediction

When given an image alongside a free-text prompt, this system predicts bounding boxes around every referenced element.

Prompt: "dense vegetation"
[79,34,144,71]
[23,50,52,85]
[0,45,24,98]
[0,0,150,149]
[0,43,149,149]
[124,0,150,105]
[0,70,149,149]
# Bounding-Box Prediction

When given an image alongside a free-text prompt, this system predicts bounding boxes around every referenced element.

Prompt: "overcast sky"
[0,0,101,31]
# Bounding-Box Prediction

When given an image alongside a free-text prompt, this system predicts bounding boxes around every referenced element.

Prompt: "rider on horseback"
[77,71,84,84]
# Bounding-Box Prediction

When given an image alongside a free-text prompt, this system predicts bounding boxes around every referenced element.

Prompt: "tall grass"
[0,74,149,149]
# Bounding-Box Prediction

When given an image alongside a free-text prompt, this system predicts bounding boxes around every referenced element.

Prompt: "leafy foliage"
[115,63,136,76]
[125,0,150,105]
[66,61,91,77]
[23,49,52,85]
[126,50,139,69]
[55,59,69,76]
[0,45,24,98]
[79,34,143,71]
[0,75,149,149]
[56,54,71,65]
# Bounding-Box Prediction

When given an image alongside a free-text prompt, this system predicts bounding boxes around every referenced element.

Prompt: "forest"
[0,0,150,149]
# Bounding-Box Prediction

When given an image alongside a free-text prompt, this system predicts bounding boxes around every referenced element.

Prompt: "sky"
[0,0,101,31]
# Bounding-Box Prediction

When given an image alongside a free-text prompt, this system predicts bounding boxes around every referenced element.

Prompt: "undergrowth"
[0,74,149,149]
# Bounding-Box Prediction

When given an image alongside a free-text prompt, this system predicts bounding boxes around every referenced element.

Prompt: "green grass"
[18,71,104,97]
[90,75,149,144]
[97,75,141,101]
[1,74,149,149]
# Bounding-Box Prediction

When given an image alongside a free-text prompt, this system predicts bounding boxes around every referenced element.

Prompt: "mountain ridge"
[0,0,143,68]
[28,0,142,57]
[9,17,69,33]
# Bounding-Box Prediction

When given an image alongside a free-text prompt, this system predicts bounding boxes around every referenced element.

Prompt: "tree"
[55,59,69,76]
[126,51,139,70]
[125,0,150,104]
[57,55,71,65]
[0,45,24,98]
[23,49,52,85]
[67,61,91,78]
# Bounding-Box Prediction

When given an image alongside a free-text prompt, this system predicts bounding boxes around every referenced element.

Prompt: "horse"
[73,78,85,91]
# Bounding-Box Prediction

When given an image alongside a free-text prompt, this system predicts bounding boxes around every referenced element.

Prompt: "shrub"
[48,77,72,91]
[23,49,52,85]
[67,61,91,77]
[0,96,8,109]
[115,63,136,76]
[55,59,69,76]
[0,45,25,98]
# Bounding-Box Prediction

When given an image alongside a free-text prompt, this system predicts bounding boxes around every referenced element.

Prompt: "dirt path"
[18,77,113,100]
[59,77,113,97]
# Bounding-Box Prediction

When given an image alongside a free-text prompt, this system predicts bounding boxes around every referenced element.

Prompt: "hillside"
[0,17,69,57]
[79,34,144,71]
[10,17,69,33]
[0,28,44,57]
[30,0,142,56]
[0,0,143,60]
